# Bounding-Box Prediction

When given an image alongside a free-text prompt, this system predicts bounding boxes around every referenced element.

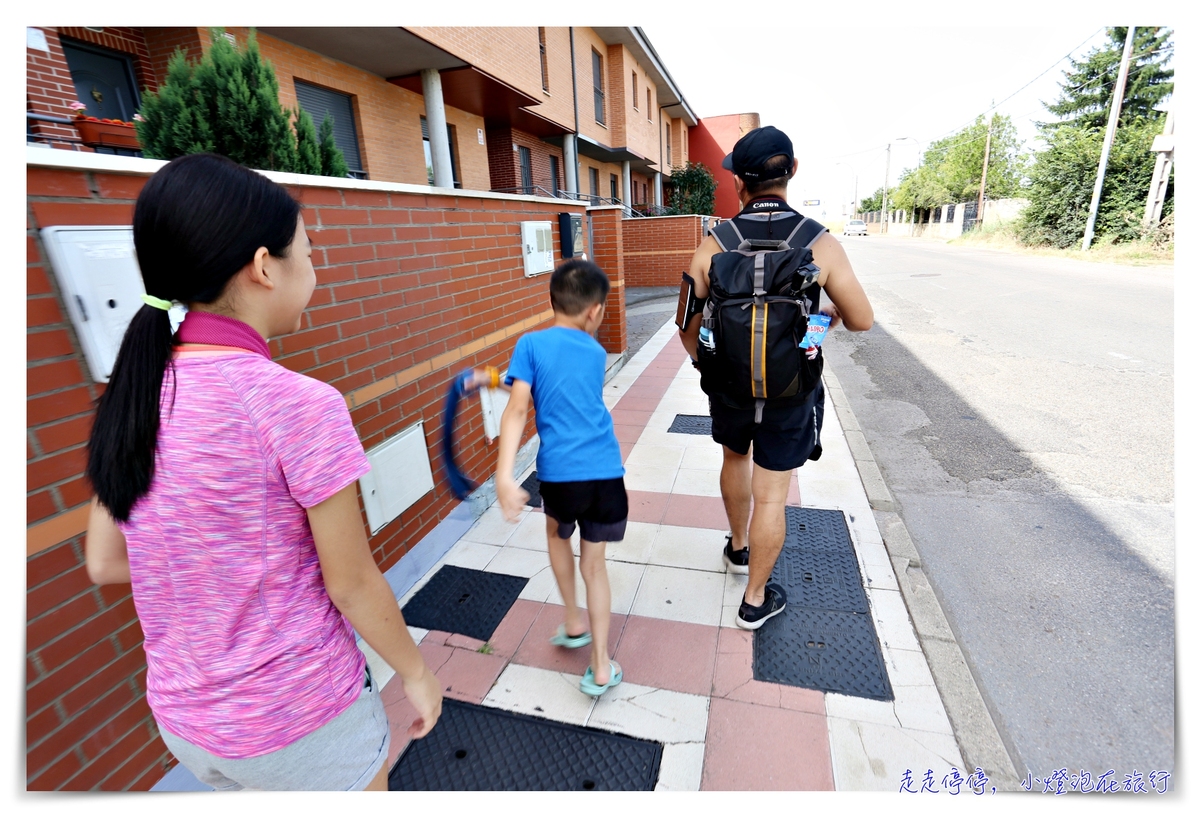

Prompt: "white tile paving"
[647,524,727,573]
[630,565,725,627]
[483,664,594,725]
[654,741,706,791]
[587,681,710,744]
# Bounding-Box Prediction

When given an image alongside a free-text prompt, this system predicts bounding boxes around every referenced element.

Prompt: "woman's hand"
[400,664,444,738]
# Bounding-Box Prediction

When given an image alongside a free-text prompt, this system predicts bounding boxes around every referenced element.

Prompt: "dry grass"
[948,218,1174,267]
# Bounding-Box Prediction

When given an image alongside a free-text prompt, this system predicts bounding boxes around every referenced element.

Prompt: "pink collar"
[176,312,271,360]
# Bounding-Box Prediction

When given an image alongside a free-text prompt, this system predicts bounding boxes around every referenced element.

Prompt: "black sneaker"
[723,535,749,574]
[736,583,787,630]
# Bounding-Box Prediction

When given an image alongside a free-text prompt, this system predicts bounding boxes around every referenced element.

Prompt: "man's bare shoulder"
[690,234,723,278]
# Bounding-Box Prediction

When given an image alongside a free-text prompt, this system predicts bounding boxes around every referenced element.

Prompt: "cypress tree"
[293,108,322,176]
[318,113,351,178]
[135,28,348,178]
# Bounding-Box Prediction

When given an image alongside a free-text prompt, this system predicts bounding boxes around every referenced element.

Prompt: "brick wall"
[485,126,565,195]
[27,28,86,145]
[26,152,601,789]
[588,207,626,354]
[622,215,709,288]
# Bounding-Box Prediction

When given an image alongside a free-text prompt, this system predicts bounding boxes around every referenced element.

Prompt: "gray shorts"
[157,665,390,791]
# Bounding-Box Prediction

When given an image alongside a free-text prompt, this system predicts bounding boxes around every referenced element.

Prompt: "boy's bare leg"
[744,464,792,606]
[720,445,753,550]
[578,539,612,685]
[545,516,587,637]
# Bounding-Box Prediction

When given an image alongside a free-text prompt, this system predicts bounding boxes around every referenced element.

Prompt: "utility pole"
[1083,26,1137,250]
[881,143,891,234]
[976,113,994,226]
[1143,102,1174,229]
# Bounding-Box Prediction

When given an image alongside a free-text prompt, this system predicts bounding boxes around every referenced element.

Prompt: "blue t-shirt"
[506,326,624,483]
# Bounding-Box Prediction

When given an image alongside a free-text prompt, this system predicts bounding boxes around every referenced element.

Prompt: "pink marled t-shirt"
[118,350,371,758]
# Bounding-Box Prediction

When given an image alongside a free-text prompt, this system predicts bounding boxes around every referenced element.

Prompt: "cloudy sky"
[642,23,1125,217]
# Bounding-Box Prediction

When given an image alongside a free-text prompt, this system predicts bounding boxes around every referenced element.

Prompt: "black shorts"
[539,477,628,543]
[709,382,825,472]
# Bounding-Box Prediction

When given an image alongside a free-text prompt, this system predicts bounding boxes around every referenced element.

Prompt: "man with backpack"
[677,125,874,629]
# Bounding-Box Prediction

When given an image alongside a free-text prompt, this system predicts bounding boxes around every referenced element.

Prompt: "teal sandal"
[580,661,623,696]
[549,624,592,649]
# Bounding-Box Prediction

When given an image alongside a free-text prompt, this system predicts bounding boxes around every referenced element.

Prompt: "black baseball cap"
[721,125,795,181]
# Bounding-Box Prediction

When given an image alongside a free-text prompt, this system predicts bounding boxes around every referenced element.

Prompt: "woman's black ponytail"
[86,153,301,521]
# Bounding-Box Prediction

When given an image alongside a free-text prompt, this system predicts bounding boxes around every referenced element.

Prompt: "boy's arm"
[495,379,532,521]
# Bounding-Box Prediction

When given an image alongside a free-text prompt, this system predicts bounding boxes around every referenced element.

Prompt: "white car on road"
[843,219,867,237]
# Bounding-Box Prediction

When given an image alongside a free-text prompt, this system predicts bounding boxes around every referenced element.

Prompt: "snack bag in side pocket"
[799,313,832,350]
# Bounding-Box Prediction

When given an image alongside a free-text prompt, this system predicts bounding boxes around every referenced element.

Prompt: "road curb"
[823,365,1024,792]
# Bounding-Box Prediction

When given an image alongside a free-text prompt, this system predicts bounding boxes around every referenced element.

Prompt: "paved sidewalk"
[369,319,965,791]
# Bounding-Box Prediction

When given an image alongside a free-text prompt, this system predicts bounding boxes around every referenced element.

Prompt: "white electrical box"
[40,225,148,383]
[358,421,436,534]
[520,221,555,277]
[478,371,511,442]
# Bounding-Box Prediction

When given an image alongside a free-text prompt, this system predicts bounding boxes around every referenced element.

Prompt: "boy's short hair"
[549,258,610,316]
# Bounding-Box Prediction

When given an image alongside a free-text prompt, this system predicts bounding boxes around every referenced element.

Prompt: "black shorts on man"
[539,477,629,543]
[710,381,824,472]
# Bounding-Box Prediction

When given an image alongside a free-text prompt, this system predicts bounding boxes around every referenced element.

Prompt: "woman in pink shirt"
[85,153,441,791]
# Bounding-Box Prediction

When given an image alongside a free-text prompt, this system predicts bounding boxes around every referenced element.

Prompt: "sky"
[642,24,1134,217]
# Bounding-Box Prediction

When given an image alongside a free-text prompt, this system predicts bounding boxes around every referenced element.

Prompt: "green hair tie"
[141,293,173,311]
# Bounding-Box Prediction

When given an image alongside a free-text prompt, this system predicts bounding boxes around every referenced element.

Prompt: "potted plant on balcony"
[69,101,142,150]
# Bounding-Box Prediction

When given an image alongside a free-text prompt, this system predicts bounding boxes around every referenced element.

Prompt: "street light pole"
[882,143,891,234]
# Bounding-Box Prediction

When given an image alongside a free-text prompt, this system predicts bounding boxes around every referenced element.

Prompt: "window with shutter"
[294,79,363,177]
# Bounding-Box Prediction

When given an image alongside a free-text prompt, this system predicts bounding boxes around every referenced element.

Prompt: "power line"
[823,27,1105,163]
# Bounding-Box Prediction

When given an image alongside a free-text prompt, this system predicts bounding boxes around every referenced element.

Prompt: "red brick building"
[27,26,698,208]
[25,24,705,791]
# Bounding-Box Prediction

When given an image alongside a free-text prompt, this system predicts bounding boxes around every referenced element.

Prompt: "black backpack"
[697,218,823,422]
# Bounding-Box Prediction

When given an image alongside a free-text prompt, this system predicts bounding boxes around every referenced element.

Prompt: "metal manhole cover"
[520,471,542,508]
[400,566,527,641]
[389,699,663,790]
[785,507,855,553]
[753,608,893,700]
[771,549,869,613]
[667,414,712,435]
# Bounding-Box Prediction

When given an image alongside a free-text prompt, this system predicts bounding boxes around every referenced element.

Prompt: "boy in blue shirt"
[496,259,627,697]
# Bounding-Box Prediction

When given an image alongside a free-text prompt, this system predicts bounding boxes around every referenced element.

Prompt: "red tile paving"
[626,490,669,524]
[435,648,508,703]
[612,396,663,413]
[662,493,729,530]
[485,598,542,661]
[510,602,628,677]
[701,697,835,791]
[612,615,719,697]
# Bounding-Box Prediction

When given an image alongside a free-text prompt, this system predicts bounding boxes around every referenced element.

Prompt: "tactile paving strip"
[784,506,855,553]
[400,566,528,642]
[667,414,712,435]
[520,471,542,508]
[770,548,869,614]
[753,608,894,700]
[389,699,663,790]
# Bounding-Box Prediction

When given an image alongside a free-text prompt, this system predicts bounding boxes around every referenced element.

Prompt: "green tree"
[1043,27,1173,130]
[1020,27,1173,247]
[1018,117,1168,247]
[893,115,1025,212]
[666,162,716,215]
[293,108,322,175]
[136,28,349,177]
[858,186,894,214]
[317,113,350,178]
